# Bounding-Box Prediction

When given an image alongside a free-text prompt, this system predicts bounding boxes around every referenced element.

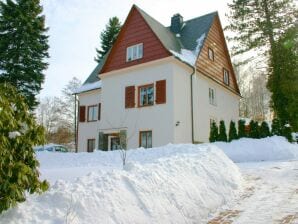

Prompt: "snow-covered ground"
[0,136,297,223]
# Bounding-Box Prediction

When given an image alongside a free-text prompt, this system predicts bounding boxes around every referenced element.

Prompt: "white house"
[74,5,240,152]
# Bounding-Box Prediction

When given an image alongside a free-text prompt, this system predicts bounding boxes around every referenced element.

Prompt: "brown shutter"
[156,80,166,104]
[125,86,135,108]
[79,106,86,122]
[98,103,101,120]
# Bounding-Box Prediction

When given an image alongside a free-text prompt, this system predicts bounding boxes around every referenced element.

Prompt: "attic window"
[223,68,230,85]
[126,43,143,62]
[208,47,214,61]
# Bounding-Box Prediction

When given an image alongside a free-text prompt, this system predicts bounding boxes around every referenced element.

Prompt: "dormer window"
[126,43,143,62]
[208,47,214,61]
[223,68,230,85]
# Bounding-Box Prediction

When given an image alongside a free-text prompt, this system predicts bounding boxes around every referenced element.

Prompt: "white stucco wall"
[172,61,193,144]
[77,89,101,152]
[100,58,175,149]
[193,72,240,142]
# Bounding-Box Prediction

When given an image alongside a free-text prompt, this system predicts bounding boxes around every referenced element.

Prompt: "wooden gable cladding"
[196,15,240,94]
[79,106,86,122]
[156,80,166,104]
[125,86,135,108]
[101,6,171,74]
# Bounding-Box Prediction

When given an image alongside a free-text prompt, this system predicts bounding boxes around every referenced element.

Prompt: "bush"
[209,121,219,142]
[249,120,260,139]
[238,119,246,138]
[218,120,228,142]
[0,83,48,214]
[282,124,293,142]
[271,118,282,136]
[228,121,238,142]
[259,121,271,138]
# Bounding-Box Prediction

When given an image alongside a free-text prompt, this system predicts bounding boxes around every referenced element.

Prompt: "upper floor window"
[126,43,143,62]
[223,68,230,85]
[209,88,216,106]
[208,47,214,61]
[88,105,98,122]
[139,84,154,107]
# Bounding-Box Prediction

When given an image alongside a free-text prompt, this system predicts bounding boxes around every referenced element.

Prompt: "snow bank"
[73,80,102,94]
[0,144,242,223]
[215,136,298,163]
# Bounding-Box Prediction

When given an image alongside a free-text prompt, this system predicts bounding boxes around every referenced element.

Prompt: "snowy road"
[208,160,298,224]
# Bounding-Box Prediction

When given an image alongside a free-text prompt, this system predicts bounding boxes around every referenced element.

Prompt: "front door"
[110,136,120,150]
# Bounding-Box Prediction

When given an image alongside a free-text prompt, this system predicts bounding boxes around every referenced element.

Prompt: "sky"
[39,0,232,98]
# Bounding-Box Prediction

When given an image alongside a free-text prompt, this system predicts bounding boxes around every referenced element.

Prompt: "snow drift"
[215,136,298,163]
[0,144,243,224]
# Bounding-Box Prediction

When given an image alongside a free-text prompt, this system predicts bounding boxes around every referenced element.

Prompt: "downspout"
[74,93,78,153]
[190,66,196,144]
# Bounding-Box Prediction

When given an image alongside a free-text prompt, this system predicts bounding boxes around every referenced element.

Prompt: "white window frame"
[209,88,216,106]
[126,43,143,62]
[140,130,152,148]
[88,105,98,122]
[223,68,230,85]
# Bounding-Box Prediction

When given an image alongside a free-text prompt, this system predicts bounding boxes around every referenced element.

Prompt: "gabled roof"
[79,5,219,93]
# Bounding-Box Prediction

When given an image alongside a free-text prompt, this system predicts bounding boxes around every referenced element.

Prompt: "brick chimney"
[170,13,183,34]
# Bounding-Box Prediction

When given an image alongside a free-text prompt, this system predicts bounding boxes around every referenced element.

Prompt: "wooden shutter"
[98,103,101,120]
[156,80,166,104]
[125,86,135,108]
[79,106,86,122]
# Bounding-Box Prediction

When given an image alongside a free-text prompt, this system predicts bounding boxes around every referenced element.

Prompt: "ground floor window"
[139,131,152,148]
[87,139,95,152]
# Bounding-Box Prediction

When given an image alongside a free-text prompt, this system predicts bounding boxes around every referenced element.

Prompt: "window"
[140,131,152,148]
[98,103,101,120]
[209,88,216,105]
[88,105,98,122]
[139,84,154,107]
[126,43,143,61]
[87,139,95,152]
[208,47,214,61]
[223,68,230,85]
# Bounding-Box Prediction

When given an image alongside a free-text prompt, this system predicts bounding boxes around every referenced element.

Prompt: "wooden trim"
[197,68,241,97]
[155,79,166,104]
[139,130,152,148]
[87,105,98,122]
[138,83,154,107]
[79,105,86,122]
[99,103,101,120]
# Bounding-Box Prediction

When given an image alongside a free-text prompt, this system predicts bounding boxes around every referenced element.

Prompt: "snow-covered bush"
[0,83,48,214]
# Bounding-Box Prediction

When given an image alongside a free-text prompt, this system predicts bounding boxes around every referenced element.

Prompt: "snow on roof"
[170,33,206,66]
[73,80,102,94]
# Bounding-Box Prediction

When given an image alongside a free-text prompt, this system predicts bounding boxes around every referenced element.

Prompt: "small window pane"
[147,132,152,148]
[138,44,143,58]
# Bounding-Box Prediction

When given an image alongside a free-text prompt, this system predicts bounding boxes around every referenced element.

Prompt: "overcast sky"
[39,0,232,97]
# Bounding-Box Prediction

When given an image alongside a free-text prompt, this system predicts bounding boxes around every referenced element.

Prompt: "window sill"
[138,104,154,108]
[87,120,97,122]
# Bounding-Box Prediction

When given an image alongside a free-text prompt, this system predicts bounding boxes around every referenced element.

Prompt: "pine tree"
[259,121,271,138]
[228,120,238,142]
[238,119,246,138]
[267,27,298,131]
[218,120,228,142]
[249,120,260,139]
[271,118,282,136]
[0,83,48,214]
[209,121,219,142]
[226,0,297,131]
[226,0,297,57]
[0,0,49,110]
[282,124,293,142]
[95,17,121,63]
